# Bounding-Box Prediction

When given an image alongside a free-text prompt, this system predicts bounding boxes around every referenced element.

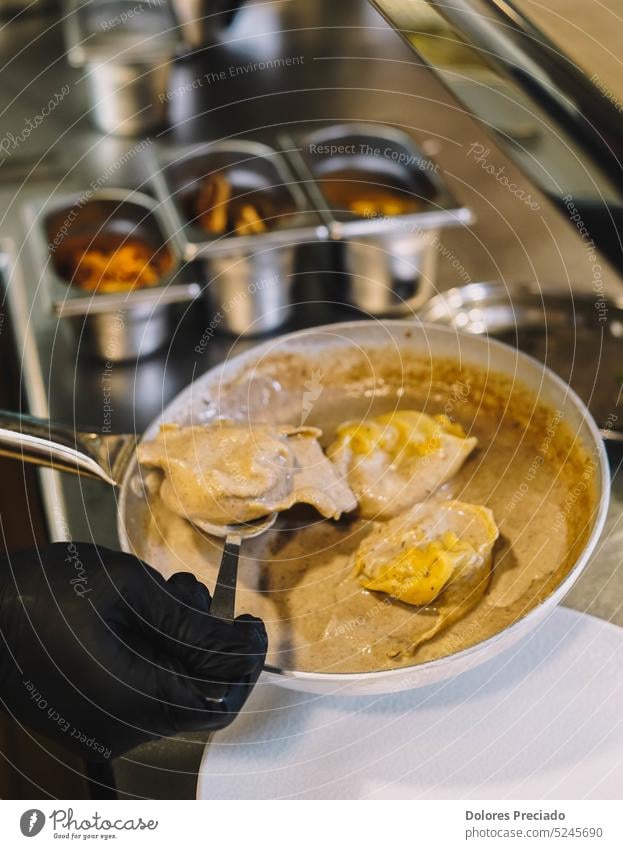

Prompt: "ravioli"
[353,499,499,656]
[328,410,477,519]
[137,422,357,527]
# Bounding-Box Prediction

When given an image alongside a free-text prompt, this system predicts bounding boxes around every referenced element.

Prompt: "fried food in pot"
[193,173,269,236]
[59,235,173,294]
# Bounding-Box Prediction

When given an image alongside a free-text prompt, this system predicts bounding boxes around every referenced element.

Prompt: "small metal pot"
[58,293,182,363]
[41,189,199,362]
[84,60,173,137]
[64,0,180,136]
[152,140,327,335]
[283,123,472,316]
[204,247,295,336]
[333,229,439,316]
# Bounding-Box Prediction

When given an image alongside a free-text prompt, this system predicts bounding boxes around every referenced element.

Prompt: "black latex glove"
[0,543,267,761]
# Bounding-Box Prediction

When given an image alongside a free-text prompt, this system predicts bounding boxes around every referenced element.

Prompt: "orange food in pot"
[193,173,269,236]
[319,173,423,218]
[60,236,173,294]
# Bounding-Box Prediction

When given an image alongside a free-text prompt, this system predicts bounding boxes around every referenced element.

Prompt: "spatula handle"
[210,535,241,621]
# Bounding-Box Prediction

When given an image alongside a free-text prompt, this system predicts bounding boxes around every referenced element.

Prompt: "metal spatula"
[193,513,278,620]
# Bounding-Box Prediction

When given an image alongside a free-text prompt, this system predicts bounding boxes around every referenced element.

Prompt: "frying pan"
[0,321,611,694]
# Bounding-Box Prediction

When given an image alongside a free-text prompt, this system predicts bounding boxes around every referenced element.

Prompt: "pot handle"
[0,410,135,486]
[390,228,439,315]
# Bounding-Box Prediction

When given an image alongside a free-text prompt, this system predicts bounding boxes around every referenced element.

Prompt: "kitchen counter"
[1,0,622,799]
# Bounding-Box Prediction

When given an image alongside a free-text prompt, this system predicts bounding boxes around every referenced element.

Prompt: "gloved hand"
[0,543,267,761]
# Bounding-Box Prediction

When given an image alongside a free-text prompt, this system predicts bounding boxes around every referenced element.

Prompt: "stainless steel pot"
[168,0,246,48]
[83,61,173,138]
[283,124,473,316]
[152,141,327,335]
[55,290,193,362]
[203,247,295,336]
[64,0,180,136]
[333,228,439,316]
[41,189,199,362]
[0,322,610,694]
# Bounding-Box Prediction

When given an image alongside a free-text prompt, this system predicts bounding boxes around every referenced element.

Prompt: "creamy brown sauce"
[130,348,598,674]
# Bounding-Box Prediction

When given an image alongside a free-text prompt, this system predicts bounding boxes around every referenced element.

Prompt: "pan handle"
[0,410,135,486]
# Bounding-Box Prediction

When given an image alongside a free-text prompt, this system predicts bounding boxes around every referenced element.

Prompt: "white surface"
[198,608,623,799]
